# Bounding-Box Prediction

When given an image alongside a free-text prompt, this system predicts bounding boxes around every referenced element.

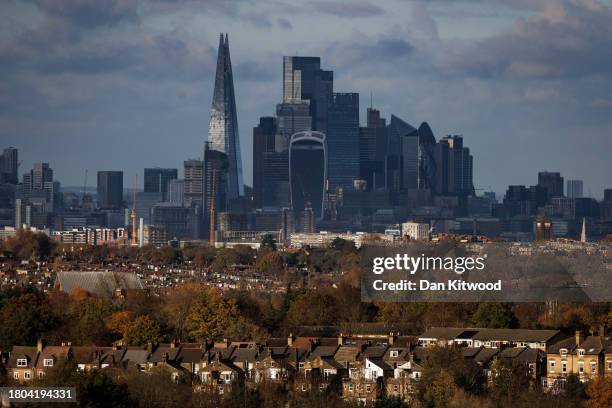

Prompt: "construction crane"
[130,174,138,246]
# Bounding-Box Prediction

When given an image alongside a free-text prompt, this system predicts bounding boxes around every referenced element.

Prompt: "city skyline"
[1,1,612,198]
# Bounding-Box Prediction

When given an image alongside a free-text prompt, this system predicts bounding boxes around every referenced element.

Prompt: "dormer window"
[43,358,54,367]
[560,349,568,356]
[390,350,399,358]
[17,358,27,367]
[578,349,585,356]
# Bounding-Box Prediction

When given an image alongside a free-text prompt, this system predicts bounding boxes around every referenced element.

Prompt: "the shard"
[207,33,243,198]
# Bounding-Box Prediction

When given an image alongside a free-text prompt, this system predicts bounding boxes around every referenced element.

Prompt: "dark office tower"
[283,56,333,132]
[388,115,418,191]
[32,163,53,191]
[327,93,359,192]
[184,159,204,208]
[144,168,178,201]
[97,171,123,209]
[1,147,18,184]
[538,171,564,202]
[253,117,277,208]
[462,148,474,196]
[203,142,229,218]
[434,138,450,195]
[359,108,388,191]
[289,131,327,220]
[276,102,312,147]
[417,122,437,190]
[447,136,464,195]
[207,33,243,198]
[300,205,315,233]
[605,189,612,202]
[262,151,290,208]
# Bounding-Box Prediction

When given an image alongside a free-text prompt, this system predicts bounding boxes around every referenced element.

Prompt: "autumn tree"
[123,315,161,346]
[185,287,240,342]
[586,376,612,408]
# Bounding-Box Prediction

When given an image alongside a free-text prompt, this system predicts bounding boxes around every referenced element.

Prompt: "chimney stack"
[575,330,583,346]
[288,333,295,347]
[36,338,43,353]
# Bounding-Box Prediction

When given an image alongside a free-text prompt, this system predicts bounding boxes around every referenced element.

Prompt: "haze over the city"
[1,0,611,197]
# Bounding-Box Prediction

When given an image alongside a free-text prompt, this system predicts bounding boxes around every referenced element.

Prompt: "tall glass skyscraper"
[207,33,243,198]
[327,92,359,192]
[289,131,327,221]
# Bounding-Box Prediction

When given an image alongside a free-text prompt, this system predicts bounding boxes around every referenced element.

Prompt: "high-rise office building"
[97,171,123,209]
[538,171,564,202]
[566,179,583,198]
[282,56,333,133]
[167,179,185,205]
[388,115,418,191]
[203,142,229,224]
[605,189,612,202]
[184,159,203,208]
[144,168,178,201]
[435,136,473,196]
[262,151,290,208]
[359,108,388,191]
[0,147,18,184]
[417,122,437,190]
[207,33,243,198]
[134,192,162,226]
[252,117,277,208]
[327,93,359,192]
[23,163,53,194]
[289,131,327,221]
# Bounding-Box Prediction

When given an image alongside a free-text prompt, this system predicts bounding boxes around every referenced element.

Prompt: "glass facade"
[327,92,359,192]
[289,132,326,220]
[207,33,243,198]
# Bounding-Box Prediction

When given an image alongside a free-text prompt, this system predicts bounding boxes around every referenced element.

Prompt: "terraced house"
[3,327,611,404]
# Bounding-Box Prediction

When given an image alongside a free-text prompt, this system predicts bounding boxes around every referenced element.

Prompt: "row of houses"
[2,328,611,405]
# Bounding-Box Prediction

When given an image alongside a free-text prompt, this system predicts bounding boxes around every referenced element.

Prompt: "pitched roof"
[56,271,144,297]
[8,346,38,368]
[472,328,560,342]
[419,327,477,340]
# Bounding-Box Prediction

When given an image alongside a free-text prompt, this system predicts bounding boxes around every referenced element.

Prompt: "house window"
[17,358,27,367]
[43,359,54,367]
[24,371,31,380]
[390,350,399,358]
[13,372,19,380]
[298,362,304,369]
[549,360,555,372]
[562,362,567,373]
[301,384,307,392]
[579,362,584,373]
[590,362,596,373]
[366,385,371,392]
[578,349,585,356]
[607,361,612,371]
[393,385,399,392]
[560,349,568,357]
[223,373,231,381]
[349,384,354,391]
[319,384,324,391]
[542,378,547,388]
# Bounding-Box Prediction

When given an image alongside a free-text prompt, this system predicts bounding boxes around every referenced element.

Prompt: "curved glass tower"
[207,33,243,198]
[289,131,327,221]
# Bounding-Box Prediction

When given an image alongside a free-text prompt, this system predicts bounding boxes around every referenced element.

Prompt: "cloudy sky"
[1,0,611,198]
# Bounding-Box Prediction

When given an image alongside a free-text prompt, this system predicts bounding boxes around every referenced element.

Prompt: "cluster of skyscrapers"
[1,34,611,245]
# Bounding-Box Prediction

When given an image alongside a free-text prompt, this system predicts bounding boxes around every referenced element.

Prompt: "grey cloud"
[277,17,292,29]
[312,1,384,17]
[429,1,612,80]
[29,0,140,28]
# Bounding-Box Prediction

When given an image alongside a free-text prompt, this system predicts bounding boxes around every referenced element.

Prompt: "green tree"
[422,369,456,408]
[256,250,285,277]
[472,303,517,328]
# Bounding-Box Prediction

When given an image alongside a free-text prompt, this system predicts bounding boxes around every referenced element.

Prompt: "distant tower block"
[535,215,553,241]
[580,217,587,243]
